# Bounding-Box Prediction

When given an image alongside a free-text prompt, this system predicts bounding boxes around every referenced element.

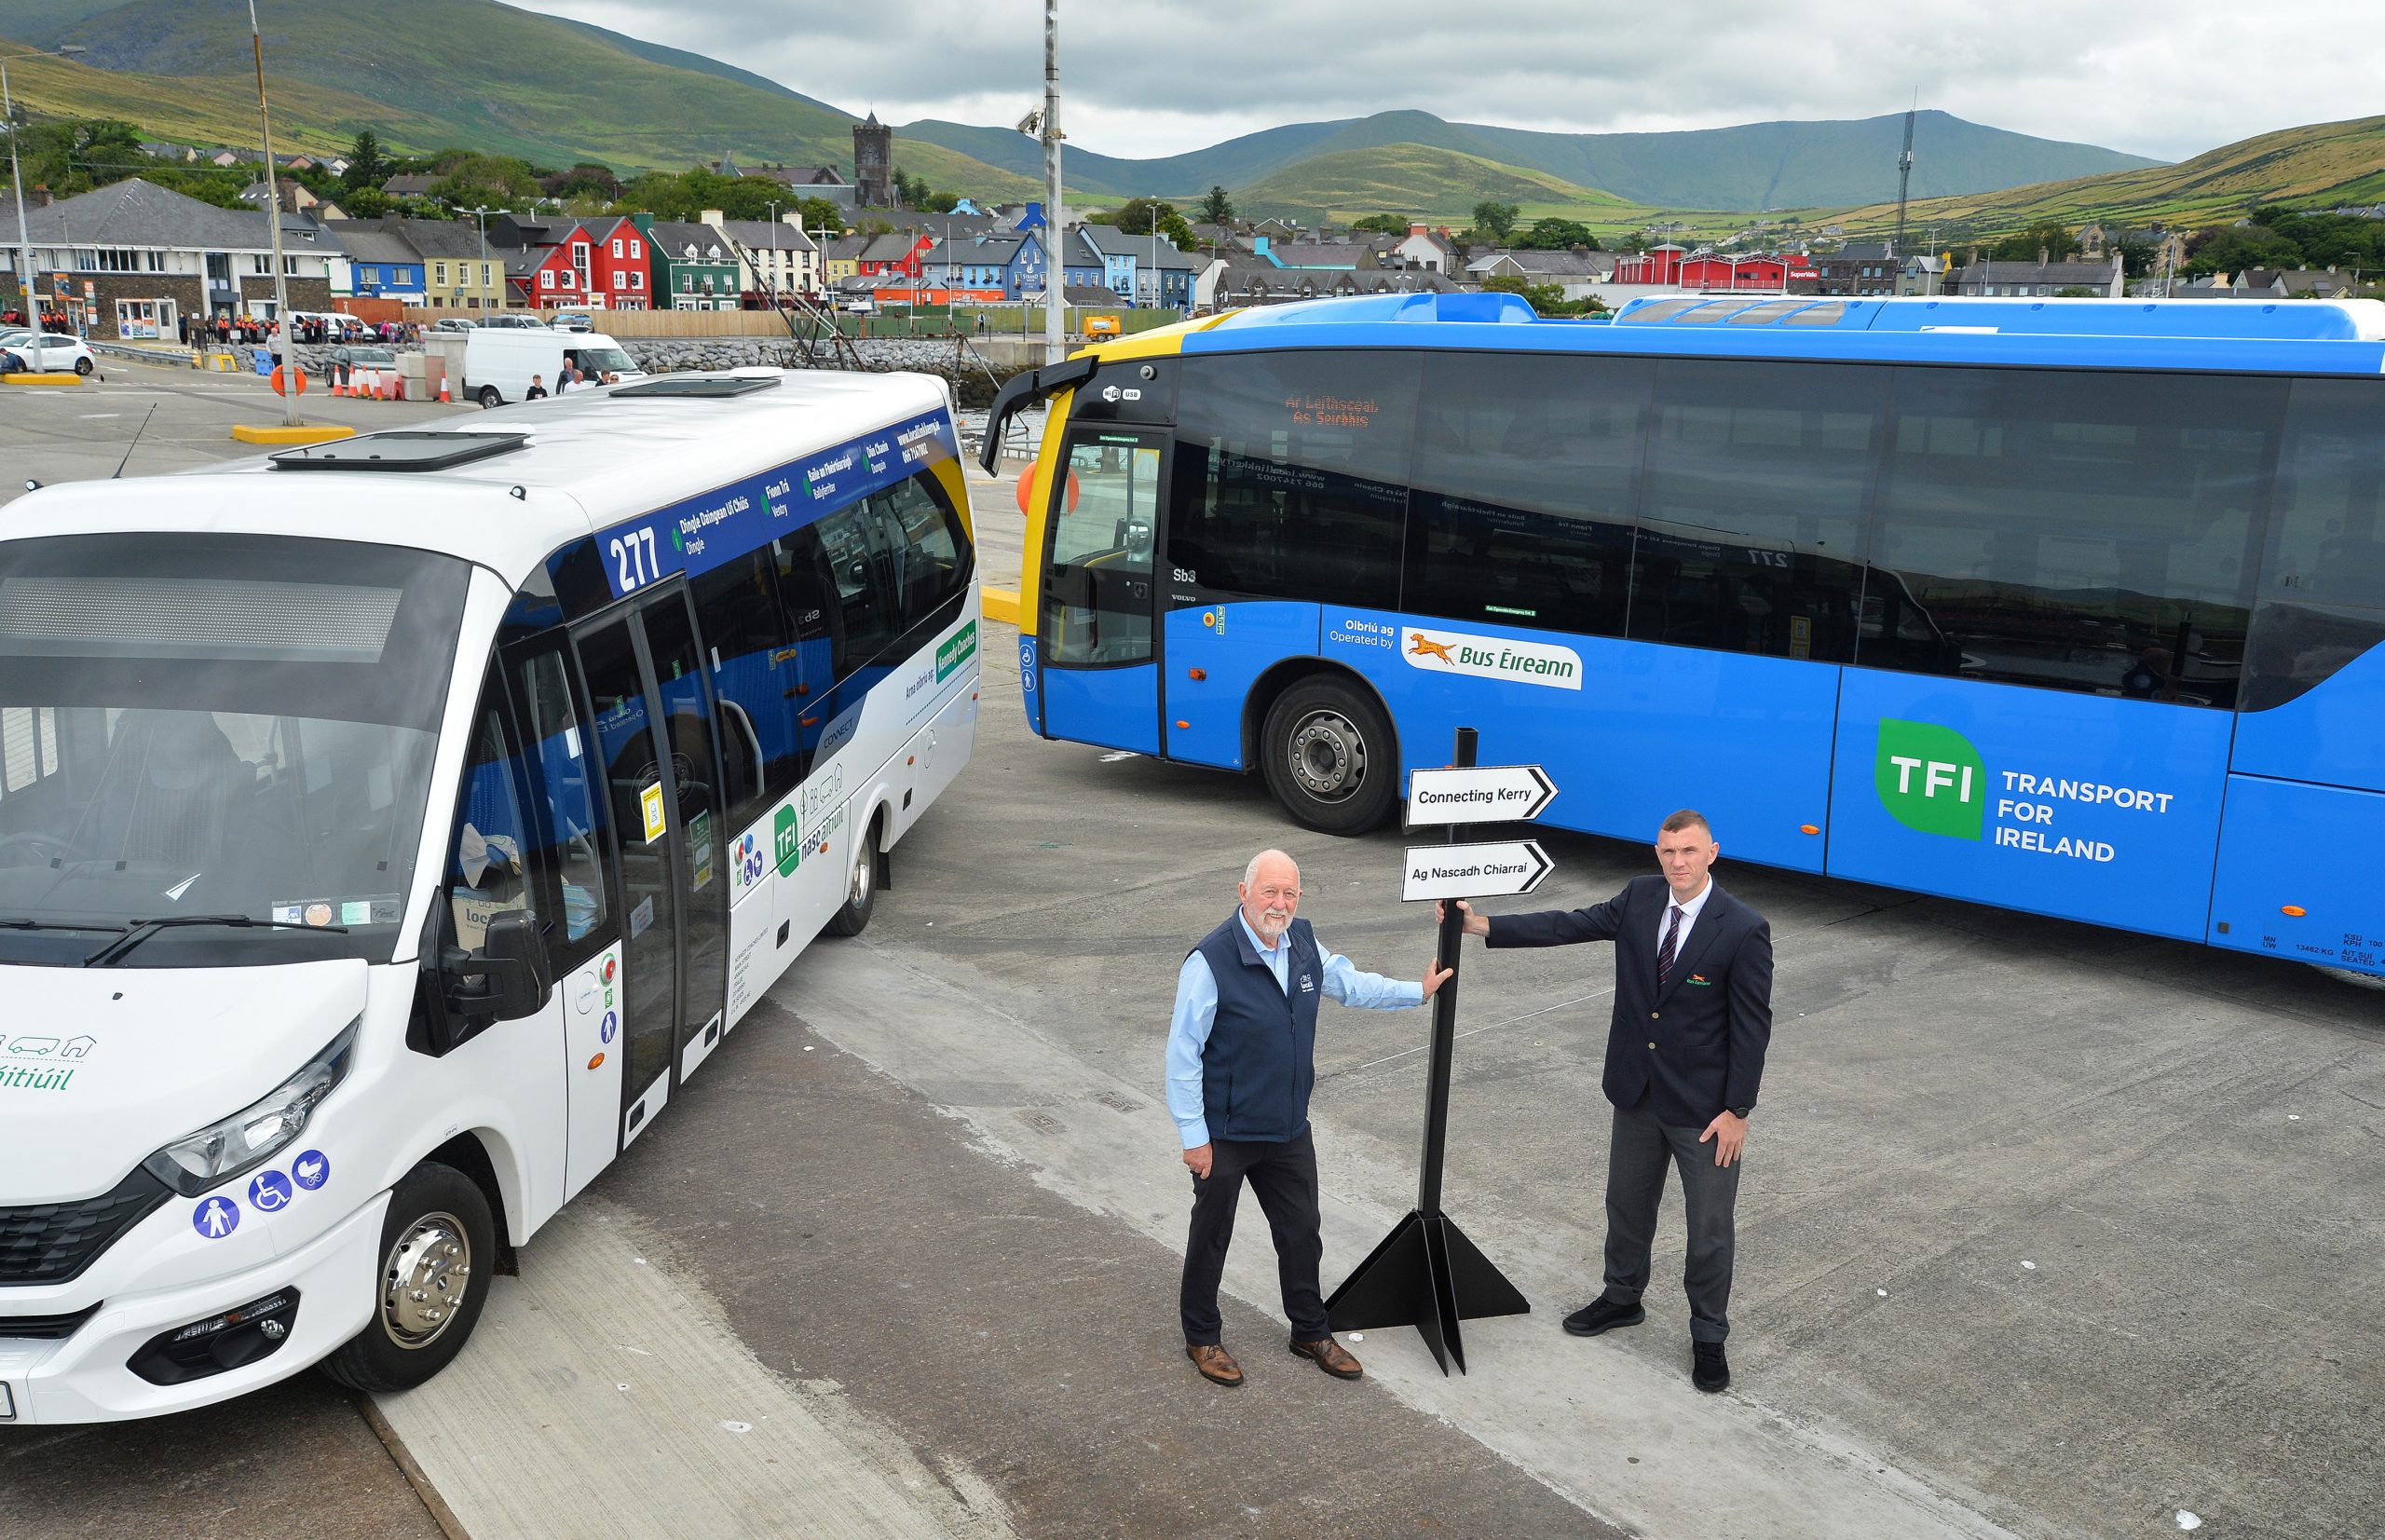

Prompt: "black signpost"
[1324,727,1537,1375]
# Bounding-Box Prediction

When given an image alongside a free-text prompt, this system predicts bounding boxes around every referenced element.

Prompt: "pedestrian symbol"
[292,1151,331,1191]
[249,1169,293,1213]
[600,1010,618,1044]
[193,1196,239,1239]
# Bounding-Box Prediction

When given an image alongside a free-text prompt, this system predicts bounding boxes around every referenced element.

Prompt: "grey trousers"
[1600,1094,1742,1342]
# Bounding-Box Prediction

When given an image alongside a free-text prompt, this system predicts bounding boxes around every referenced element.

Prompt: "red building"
[853,232,934,279]
[511,216,655,310]
[1611,243,1818,293]
[1611,243,1687,285]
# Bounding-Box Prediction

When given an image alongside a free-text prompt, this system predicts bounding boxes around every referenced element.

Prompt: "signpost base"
[1326,1208,1528,1376]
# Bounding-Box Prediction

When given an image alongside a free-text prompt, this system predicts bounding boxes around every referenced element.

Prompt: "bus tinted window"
[869,474,973,637]
[1629,360,1882,662]
[1872,368,2279,705]
[1169,352,1418,609]
[814,501,901,670]
[1405,352,1646,635]
[2262,379,2385,612]
[689,550,796,836]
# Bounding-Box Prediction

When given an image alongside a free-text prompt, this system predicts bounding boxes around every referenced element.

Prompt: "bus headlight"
[142,1019,360,1197]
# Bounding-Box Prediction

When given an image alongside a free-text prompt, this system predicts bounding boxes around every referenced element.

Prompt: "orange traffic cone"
[437,375,450,404]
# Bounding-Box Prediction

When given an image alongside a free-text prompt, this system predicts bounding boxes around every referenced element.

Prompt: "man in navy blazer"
[1447,809,1772,1392]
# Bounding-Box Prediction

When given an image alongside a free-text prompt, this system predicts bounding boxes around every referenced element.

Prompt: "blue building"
[324,219,428,303]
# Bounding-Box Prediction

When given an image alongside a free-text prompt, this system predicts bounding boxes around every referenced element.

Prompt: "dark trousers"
[1601,1094,1742,1342]
[1179,1127,1328,1345]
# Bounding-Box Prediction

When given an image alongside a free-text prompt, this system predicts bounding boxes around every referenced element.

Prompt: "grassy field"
[1235,142,1646,222]
[1788,115,2385,244]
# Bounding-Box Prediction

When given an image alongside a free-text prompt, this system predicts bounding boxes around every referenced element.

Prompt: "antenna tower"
[1892,98,1916,258]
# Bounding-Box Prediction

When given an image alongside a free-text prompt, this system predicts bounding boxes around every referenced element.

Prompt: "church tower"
[852,112,893,208]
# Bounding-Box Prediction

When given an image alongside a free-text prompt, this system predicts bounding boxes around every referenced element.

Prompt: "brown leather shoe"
[1288,1334,1363,1380]
[1186,1342,1244,1387]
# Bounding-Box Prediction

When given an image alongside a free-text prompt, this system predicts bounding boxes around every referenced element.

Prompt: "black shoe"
[1561,1297,1645,1337]
[1692,1340,1729,1392]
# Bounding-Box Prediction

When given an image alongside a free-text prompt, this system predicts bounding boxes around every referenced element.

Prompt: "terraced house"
[636,216,740,310]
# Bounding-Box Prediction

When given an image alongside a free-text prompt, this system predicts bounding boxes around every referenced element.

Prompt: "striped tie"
[1656,906,1683,989]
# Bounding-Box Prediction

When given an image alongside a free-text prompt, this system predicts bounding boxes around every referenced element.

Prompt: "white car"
[12,333,96,375]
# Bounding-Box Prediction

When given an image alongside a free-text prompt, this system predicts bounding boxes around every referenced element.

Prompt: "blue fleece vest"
[1192,910,1323,1143]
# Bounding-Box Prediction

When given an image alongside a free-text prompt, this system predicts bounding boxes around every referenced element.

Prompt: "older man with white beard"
[1166,849,1451,1388]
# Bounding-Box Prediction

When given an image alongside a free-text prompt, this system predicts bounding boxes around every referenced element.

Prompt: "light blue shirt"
[1165,911,1424,1150]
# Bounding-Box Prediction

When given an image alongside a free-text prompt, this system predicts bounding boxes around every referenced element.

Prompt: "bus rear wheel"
[319,1161,495,1394]
[825,812,883,937]
[1261,677,1397,836]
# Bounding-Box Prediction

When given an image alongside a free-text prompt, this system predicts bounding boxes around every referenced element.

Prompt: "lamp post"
[239,2,304,426]
[3,44,84,330]
[462,204,498,313]
[764,198,784,311]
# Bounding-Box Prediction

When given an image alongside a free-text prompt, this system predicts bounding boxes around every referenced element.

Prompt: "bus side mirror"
[443,910,554,1022]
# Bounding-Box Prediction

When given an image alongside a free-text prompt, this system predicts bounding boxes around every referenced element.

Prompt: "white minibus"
[462,327,644,406]
[0,369,981,1421]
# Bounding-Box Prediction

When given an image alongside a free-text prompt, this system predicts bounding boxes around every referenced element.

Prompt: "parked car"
[430,318,478,334]
[11,334,95,375]
[477,314,550,331]
[547,309,594,332]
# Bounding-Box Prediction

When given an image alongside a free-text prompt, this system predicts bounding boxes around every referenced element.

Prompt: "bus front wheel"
[1261,678,1397,836]
[319,1161,496,1394]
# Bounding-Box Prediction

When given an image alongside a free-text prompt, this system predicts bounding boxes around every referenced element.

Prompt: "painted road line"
[375,1201,1016,1540]
[786,938,2020,1540]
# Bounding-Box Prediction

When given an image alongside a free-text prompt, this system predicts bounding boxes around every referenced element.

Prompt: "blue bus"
[984,293,2385,976]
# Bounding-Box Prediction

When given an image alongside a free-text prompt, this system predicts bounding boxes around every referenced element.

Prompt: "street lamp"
[764,198,784,311]
[462,204,498,312]
[4,44,86,328]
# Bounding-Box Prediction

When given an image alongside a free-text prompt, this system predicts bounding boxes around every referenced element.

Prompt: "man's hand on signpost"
[1699,1111,1747,1167]
[1437,899,1491,938]
[1182,1141,1213,1179]
[1421,959,1454,998]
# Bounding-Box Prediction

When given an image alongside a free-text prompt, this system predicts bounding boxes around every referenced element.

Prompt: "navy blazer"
[1487,876,1772,1127]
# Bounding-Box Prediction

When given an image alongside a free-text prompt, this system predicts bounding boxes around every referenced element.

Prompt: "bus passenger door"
[574,587,731,1151]
[1038,429,1165,754]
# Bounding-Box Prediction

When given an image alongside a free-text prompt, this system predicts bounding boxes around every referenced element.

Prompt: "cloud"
[515,0,2378,164]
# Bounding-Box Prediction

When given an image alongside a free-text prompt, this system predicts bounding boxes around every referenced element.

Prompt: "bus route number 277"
[610,527,663,592]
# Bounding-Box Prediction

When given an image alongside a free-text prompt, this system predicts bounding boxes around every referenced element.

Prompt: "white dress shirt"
[1657,877,1714,965]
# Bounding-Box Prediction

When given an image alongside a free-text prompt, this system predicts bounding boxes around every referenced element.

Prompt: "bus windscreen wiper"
[0,916,129,933]
[84,913,347,967]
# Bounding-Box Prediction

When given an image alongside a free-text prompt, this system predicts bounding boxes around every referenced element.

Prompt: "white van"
[0,370,981,1421]
[462,328,644,406]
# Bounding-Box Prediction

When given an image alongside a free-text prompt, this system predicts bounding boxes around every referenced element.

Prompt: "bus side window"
[689,550,797,836]
[770,525,847,774]
[811,502,900,671]
[867,473,974,637]
[511,641,611,967]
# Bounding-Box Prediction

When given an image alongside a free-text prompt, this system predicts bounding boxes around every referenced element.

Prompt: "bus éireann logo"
[1397,626,1580,691]
[1874,719,1985,840]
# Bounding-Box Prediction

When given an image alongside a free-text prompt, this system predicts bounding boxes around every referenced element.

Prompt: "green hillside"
[901,108,2160,210]
[1801,115,2385,244]
[0,0,1034,194]
[0,35,450,157]
[1234,143,1639,222]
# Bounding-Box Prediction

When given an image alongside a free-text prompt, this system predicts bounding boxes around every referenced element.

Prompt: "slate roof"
[320,219,424,265]
[647,221,734,260]
[710,219,820,254]
[0,177,340,254]
[381,174,438,198]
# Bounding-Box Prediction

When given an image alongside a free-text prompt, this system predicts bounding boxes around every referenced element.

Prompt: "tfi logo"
[1874,718,1985,840]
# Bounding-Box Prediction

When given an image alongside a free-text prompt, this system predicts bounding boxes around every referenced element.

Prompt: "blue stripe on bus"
[2208,774,2385,969]
[1165,601,1321,770]
[1178,320,2385,378]
[594,412,957,600]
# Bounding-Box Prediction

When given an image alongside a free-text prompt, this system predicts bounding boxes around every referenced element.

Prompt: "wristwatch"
[1729,1106,1752,1119]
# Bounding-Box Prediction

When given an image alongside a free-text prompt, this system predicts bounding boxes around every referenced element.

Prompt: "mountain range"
[4,0,2373,239]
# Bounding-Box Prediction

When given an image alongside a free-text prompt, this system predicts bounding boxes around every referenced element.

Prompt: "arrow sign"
[1405,764,1557,828]
[1401,839,1553,902]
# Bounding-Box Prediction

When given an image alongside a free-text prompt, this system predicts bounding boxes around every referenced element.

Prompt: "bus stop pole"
[1323,726,1530,1375]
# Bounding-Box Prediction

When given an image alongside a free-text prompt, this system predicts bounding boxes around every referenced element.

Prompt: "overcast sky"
[517,0,2371,166]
